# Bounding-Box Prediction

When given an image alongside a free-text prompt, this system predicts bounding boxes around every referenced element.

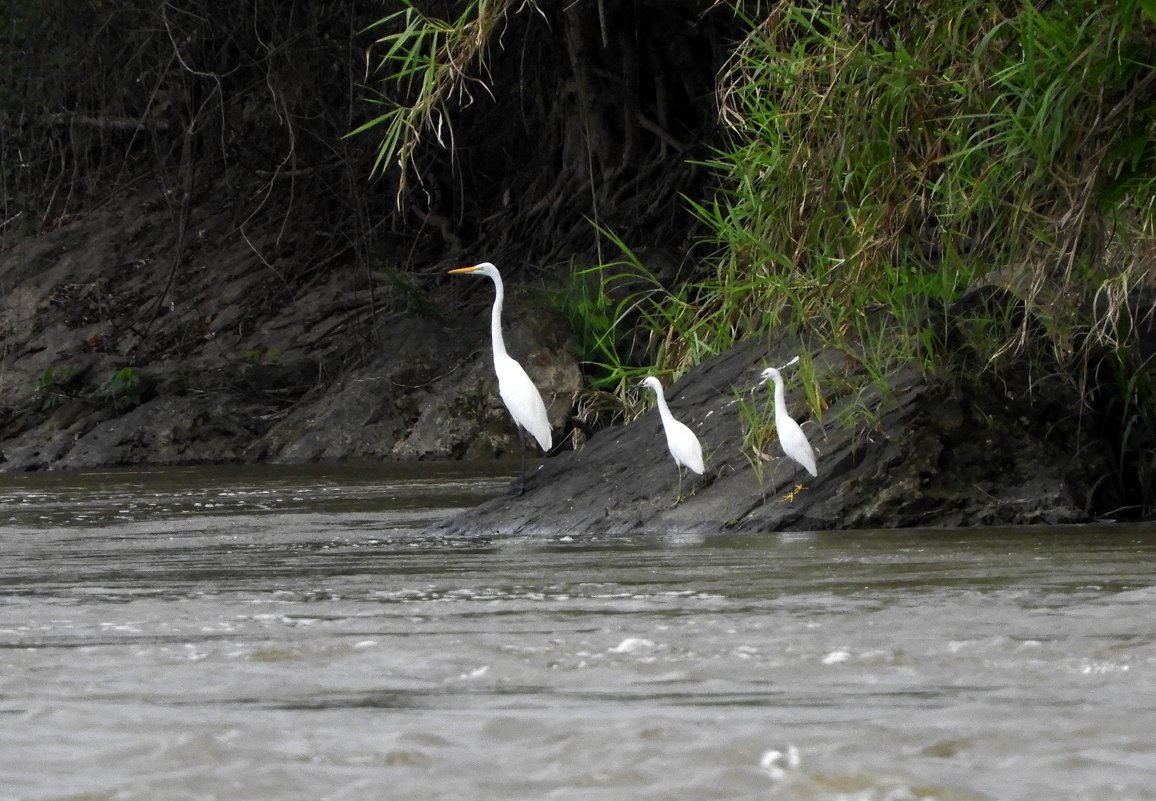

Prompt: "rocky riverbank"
[430,323,1116,538]
[0,183,1123,533]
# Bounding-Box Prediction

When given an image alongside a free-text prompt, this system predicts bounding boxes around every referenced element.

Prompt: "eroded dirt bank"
[0,182,581,472]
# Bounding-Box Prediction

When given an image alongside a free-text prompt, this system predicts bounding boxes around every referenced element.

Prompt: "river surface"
[1,464,1154,801]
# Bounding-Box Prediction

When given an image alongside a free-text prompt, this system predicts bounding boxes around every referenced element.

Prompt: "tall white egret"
[449,262,552,494]
[641,376,704,499]
[759,358,817,500]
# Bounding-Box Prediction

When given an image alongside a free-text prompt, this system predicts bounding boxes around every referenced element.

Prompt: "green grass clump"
[552,225,696,401]
[354,0,519,201]
[684,1,1155,373]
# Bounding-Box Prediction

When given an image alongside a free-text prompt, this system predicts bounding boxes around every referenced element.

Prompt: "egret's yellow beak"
[448,265,480,274]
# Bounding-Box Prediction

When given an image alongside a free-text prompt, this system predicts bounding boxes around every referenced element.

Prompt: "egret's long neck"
[771,374,789,419]
[653,387,675,426]
[488,272,509,361]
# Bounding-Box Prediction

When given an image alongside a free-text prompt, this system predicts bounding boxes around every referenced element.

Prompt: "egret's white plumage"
[759,365,818,478]
[642,376,705,476]
[449,262,551,492]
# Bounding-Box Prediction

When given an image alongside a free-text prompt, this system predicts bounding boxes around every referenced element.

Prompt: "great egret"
[449,262,552,494]
[759,359,818,499]
[641,376,704,499]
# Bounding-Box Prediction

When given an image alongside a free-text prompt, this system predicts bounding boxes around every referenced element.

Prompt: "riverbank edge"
[429,325,1116,537]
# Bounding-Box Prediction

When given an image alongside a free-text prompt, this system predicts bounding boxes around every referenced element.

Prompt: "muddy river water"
[1,464,1154,800]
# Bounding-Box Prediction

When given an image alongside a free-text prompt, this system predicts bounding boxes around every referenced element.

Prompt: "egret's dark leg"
[675,466,685,504]
[780,463,804,502]
[518,426,527,496]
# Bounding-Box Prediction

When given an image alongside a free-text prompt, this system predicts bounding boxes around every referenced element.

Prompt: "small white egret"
[449,262,552,494]
[641,376,704,499]
[759,358,817,499]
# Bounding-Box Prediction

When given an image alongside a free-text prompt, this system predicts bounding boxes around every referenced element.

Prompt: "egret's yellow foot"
[780,483,806,503]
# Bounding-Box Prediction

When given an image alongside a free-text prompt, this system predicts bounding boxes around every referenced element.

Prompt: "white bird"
[641,376,704,499]
[449,262,551,494]
[759,360,818,498]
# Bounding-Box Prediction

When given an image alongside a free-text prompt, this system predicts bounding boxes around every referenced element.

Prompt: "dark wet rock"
[429,315,1114,537]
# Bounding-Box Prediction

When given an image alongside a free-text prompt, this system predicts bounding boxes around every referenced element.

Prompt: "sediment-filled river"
[1,464,1153,800]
